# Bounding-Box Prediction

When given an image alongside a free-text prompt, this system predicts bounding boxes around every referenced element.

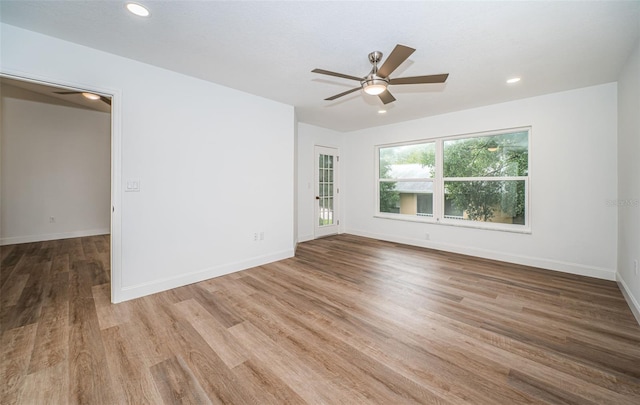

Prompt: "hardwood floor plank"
[28,266,70,374]
[68,297,116,405]
[27,298,69,373]
[92,283,131,330]
[508,368,600,405]
[1,245,30,288]
[228,320,363,404]
[17,362,69,405]
[0,273,29,308]
[51,253,70,275]
[150,355,213,405]
[69,260,95,300]
[101,325,164,404]
[173,299,249,369]
[0,324,38,404]
[191,284,245,328]
[0,243,17,264]
[151,294,259,405]
[232,359,308,405]
[2,261,52,330]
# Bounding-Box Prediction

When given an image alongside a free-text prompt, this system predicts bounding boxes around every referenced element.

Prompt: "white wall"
[297,123,344,242]
[1,84,111,245]
[617,40,640,321]
[342,83,618,280]
[1,24,295,302]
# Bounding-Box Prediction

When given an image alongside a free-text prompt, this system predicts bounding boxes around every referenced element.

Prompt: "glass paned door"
[315,146,339,238]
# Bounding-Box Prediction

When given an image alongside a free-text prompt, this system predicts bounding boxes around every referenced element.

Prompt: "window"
[379,142,435,216]
[376,128,530,232]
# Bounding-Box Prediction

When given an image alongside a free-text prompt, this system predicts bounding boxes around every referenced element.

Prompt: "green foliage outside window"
[442,131,528,222]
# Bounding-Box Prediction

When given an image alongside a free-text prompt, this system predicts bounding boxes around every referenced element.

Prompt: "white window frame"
[375,127,531,233]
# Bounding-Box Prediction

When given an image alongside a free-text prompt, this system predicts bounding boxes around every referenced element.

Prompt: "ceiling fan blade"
[325,86,361,101]
[389,73,449,85]
[378,90,396,105]
[54,91,80,95]
[312,69,363,82]
[377,44,415,78]
[100,96,112,106]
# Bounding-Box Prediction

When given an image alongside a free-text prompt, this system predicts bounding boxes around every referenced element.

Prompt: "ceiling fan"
[54,91,111,106]
[312,44,448,105]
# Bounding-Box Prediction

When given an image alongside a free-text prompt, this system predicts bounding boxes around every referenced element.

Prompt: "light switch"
[125,179,141,192]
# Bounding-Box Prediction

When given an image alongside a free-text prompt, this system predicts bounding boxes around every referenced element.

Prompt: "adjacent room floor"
[1,234,639,404]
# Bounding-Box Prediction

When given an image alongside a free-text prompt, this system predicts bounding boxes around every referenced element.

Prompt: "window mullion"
[434,139,443,222]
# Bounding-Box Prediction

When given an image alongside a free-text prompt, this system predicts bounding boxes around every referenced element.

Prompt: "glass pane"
[444,180,526,224]
[319,198,334,226]
[379,143,435,179]
[379,182,399,213]
[318,152,335,227]
[379,181,433,216]
[416,194,433,217]
[443,131,528,178]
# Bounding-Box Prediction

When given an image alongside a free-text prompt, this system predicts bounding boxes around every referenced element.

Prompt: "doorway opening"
[0,74,120,302]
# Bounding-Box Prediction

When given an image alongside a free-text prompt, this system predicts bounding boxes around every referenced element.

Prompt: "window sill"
[374,214,532,234]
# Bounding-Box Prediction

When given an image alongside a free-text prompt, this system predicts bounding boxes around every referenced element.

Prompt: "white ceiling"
[1,1,638,132]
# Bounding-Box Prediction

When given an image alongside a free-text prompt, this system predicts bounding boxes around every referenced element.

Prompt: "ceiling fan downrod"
[362,51,389,95]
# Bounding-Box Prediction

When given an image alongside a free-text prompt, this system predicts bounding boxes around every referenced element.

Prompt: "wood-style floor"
[1,234,640,404]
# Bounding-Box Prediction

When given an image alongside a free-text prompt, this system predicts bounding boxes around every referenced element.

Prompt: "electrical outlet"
[253,232,259,241]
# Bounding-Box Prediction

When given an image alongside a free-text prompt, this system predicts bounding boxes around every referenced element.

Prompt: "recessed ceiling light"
[126,3,150,17]
[506,77,521,84]
[82,92,101,100]
[378,110,387,114]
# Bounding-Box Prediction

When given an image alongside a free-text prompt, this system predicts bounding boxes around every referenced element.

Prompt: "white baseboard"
[113,248,295,303]
[617,273,640,326]
[297,234,314,243]
[0,228,110,246]
[345,229,617,281]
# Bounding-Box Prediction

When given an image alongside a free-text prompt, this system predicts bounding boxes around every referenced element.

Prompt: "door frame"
[314,145,340,239]
[0,70,123,303]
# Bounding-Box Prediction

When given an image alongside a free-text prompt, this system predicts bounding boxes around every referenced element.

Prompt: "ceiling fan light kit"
[362,77,388,96]
[312,44,449,105]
